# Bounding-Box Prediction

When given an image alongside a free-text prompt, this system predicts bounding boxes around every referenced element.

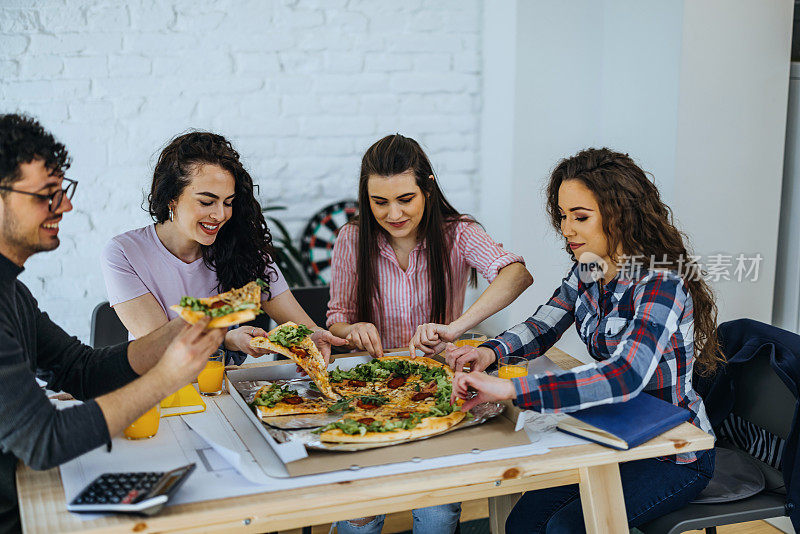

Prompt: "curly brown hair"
[147,131,277,295]
[546,147,723,374]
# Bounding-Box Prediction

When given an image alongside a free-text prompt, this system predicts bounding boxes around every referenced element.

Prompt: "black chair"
[260,285,336,360]
[638,337,793,534]
[291,285,331,328]
[265,285,331,331]
[90,301,128,348]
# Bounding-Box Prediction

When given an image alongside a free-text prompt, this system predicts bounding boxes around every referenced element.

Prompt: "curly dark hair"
[147,131,277,296]
[0,113,70,186]
[546,147,723,374]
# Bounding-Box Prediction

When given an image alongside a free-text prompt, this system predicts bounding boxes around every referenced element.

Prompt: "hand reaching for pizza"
[451,371,516,412]
[345,322,384,358]
[155,317,227,387]
[408,322,459,356]
[310,328,348,366]
[224,326,271,357]
[249,322,339,398]
[444,343,497,373]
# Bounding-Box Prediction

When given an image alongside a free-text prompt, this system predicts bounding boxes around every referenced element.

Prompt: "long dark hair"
[147,131,277,295]
[545,147,723,374]
[354,134,474,328]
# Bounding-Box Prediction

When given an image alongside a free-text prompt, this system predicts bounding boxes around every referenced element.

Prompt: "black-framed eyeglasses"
[0,178,78,212]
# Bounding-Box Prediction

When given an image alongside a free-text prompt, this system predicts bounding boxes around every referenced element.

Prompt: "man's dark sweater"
[0,254,138,533]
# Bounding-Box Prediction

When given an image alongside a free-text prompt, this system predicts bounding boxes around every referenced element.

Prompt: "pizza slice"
[170,279,265,328]
[317,409,465,443]
[250,322,338,400]
[251,384,334,417]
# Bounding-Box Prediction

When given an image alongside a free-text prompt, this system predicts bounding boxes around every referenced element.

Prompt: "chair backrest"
[90,301,129,348]
[731,347,794,440]
[290,285,331,329]
[638,324,795,533]
[724,341,795,492]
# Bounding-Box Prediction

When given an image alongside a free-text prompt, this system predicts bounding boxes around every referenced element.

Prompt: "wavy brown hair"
[546,148,723,374]
[147,131,277,295]
[353,134,475,329]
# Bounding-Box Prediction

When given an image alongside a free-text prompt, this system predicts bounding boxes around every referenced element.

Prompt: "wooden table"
[17,347,714,534]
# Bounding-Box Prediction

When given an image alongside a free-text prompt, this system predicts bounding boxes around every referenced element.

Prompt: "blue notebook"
[556,393,691,450]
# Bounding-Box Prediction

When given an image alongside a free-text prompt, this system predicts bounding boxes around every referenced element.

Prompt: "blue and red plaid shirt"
[482,264,714,463]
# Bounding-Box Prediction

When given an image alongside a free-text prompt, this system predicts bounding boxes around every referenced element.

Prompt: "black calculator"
[67,463,196,516]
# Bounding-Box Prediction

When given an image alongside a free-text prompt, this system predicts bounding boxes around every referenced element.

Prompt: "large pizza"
[249,352,466,444]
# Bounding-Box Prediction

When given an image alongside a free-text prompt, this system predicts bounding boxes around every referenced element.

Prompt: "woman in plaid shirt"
[448,148,722,533]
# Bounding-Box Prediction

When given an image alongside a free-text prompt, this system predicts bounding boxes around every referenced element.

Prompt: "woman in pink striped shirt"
[327,134,532,534]
[327,134,532,357]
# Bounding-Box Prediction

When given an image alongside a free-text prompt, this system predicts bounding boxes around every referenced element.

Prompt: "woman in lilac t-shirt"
[101,131,345,362]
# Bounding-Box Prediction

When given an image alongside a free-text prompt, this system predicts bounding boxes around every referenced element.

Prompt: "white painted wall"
[478,0,791,361]
[0,1,792,347]
[599,1,684,204]
[0,0,483,342]
[673,0,792,324]
[774,64,800,333]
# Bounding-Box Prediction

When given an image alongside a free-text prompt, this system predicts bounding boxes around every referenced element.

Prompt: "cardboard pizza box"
[225,354,532,477]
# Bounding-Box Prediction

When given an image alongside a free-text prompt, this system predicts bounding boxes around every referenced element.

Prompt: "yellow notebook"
[160,384,206,417]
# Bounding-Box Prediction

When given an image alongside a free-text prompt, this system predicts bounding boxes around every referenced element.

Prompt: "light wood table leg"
[578,463,628,534]
[488,493,522,534]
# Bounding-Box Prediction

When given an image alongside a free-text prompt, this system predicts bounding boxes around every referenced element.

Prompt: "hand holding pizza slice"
[250,322,339,400]
[170,280,265,328]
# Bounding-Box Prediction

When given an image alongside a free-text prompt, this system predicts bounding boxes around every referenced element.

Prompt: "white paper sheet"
[59,415,278,520]
[59,402,585,519]
[512,356,570,432]
[181,398,276,484]
[59,354,588,518]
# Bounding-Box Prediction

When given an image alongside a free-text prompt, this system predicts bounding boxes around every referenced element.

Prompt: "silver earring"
[169,208,174,222]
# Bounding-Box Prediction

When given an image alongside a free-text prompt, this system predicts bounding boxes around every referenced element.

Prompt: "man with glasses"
[0,113,227,534]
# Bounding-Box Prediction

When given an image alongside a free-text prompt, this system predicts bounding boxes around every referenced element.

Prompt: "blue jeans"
[336,502,461,534]
[506,449,715,533]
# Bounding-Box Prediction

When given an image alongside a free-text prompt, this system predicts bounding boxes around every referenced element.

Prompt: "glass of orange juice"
[198,349,225,396]
[454,332,488,348]
[498,356,528,379]
[124,404,160,440]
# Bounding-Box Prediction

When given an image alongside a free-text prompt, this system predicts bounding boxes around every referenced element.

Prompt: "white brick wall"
[0,0,483,342]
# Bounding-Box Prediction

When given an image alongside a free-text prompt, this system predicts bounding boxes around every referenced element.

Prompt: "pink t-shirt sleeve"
[100,238,151,306]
